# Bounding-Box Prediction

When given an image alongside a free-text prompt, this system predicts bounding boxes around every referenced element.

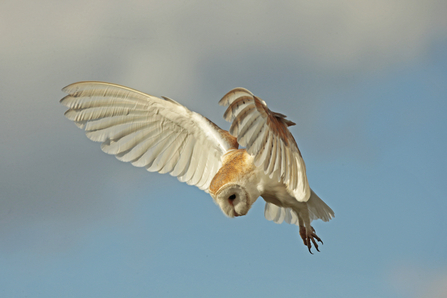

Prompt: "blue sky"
[1,1,446,297]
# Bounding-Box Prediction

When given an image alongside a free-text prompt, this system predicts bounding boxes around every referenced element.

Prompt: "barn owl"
[61,82,334,253]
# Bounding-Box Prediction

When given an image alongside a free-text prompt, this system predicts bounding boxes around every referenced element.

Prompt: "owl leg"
[299,225,323,254]
[296,204,323,254]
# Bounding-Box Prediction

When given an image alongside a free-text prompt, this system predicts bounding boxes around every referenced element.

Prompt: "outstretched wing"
[61,81,238,192]
[219,88,310,201]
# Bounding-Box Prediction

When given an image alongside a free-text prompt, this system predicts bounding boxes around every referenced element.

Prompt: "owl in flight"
[61,82,334,253]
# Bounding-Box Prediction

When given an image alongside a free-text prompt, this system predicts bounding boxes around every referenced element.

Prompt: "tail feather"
[307,189,334,222]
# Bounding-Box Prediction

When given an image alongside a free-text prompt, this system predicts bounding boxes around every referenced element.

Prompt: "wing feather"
[84,115,150,132]
[228,104,256,134]
[86,121,155,143]
[115,127,161,162]
[195,149,219,189]
[146,133,180,172]
[237,114,263,144]
[157,133,187,174]
[189,146,209,186]
[131,131,174,167]
[200,157,218,189]
[267,135,278,177]
[178,142,201,184]
[279,139,287,179]
[248,122,268,154]
[101,124,158,156]
[62,81,238,192]
[170,135,195,177]
[220,88,310,201]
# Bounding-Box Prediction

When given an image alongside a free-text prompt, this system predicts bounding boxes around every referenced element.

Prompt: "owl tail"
[307,189,334,222]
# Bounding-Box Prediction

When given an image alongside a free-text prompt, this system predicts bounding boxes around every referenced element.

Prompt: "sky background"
[1,0,447,297]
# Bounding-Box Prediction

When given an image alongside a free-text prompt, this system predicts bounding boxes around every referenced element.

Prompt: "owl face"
[213,183,257,218]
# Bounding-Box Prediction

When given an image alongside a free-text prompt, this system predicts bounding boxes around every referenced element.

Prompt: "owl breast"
[209,149,256,195]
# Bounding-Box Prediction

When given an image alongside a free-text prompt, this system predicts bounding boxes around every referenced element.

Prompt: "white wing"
[219,88,310,201]
[61,81,238,192]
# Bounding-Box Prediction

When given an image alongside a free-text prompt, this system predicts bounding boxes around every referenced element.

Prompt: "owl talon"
[300,226,323,254]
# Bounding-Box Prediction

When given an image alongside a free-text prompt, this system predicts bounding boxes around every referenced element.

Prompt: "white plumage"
[61,81,334,253]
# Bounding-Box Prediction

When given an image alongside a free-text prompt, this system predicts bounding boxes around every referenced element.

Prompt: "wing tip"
[61,81,96,93]
[161,96,182,106]
[219,87,254,106]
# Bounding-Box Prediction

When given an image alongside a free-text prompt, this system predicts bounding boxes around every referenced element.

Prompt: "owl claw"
[300,226,323,254]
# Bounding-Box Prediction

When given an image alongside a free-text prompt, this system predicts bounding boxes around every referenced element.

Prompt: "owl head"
[212,183,258,218]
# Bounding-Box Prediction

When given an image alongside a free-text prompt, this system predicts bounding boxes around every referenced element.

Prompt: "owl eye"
[228,194,236,201]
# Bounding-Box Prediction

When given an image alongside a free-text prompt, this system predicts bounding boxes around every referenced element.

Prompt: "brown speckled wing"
[219,88,310,201]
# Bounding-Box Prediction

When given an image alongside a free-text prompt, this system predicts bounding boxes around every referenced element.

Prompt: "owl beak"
[228,200,241,217]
